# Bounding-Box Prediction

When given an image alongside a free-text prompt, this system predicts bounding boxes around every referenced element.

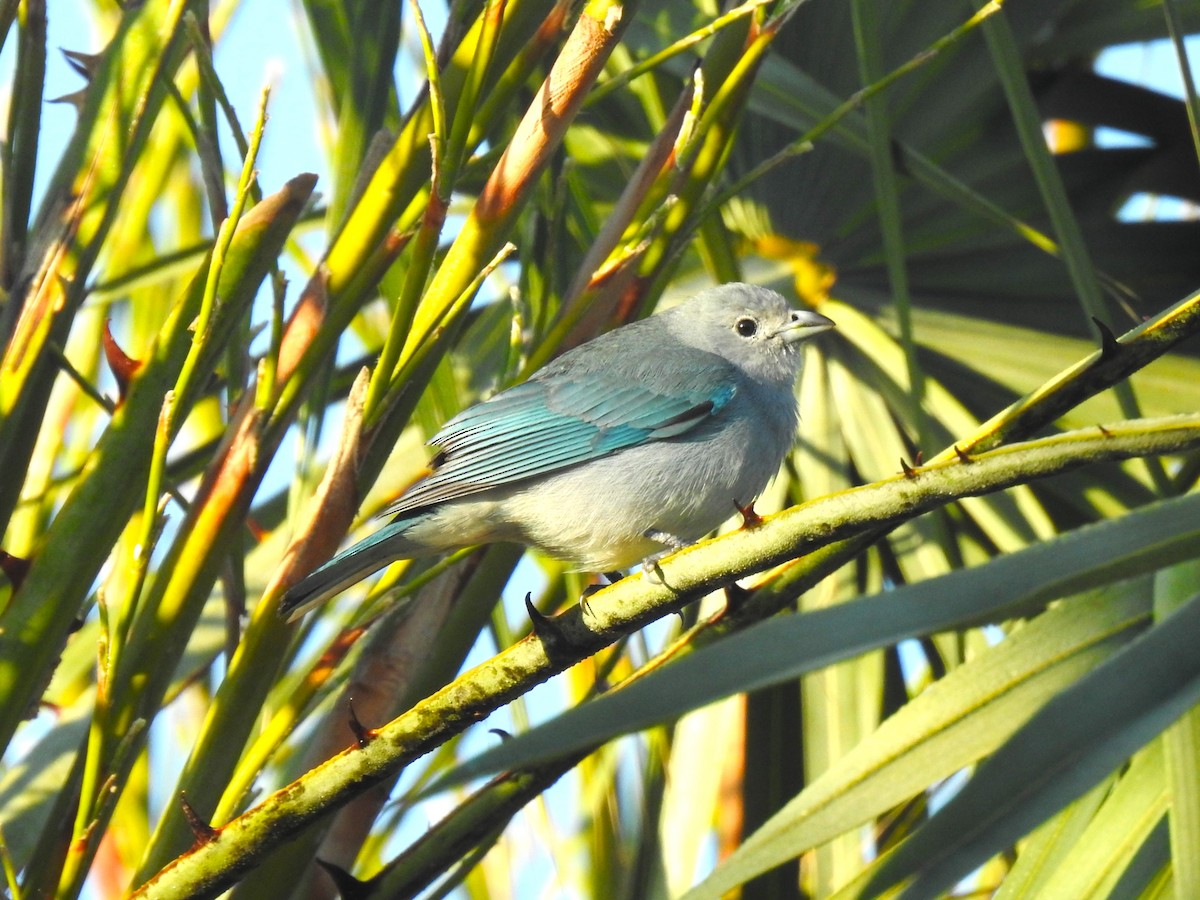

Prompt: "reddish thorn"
[954,445,971,464]
[244,516,268,543]
[735,500,763,528]
[180,792,219,846]
[914,450,925,466]
[0,550,31,591]
[1098,424,1112,437]
[102,320,142,402]
[900,458,918,479]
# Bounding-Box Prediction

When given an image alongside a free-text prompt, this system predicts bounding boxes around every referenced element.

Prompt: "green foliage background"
[1,0,1200,897]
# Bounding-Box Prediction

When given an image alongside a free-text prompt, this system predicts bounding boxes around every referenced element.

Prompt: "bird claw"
[580,571,625,615]
[577,587,597,619]
[641,556,667,584]
[641,529,691,584]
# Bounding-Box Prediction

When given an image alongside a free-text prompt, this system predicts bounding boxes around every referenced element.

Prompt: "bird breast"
[491,386,797,571]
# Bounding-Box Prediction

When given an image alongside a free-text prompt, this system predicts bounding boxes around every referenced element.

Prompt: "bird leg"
[641,529,692,583]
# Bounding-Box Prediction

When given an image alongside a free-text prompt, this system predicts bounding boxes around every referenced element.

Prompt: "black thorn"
[1092,317,1121,359]
[61,49,101,79]
[488,727,513,742]
[954,445,972,464]
[900,457,918,479]
[315,859,372,899]
[524,593,575,662]
[0,549,31,591]
[723,582,752,614]
[347,700,373,748]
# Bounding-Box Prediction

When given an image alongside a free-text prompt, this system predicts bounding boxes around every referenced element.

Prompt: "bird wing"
[381,362,737,516]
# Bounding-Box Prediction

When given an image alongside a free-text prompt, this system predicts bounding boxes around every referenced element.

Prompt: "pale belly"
[491,432,784,570]
[398,404,794,571]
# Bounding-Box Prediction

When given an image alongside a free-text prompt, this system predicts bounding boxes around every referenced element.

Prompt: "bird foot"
[640,529,691,583]
[641,556,666,584]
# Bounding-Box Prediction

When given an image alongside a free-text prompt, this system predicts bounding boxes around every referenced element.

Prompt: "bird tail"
[278,520,418,622]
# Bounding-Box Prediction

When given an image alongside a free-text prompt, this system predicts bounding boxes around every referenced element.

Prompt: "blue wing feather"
[381,355,738,517]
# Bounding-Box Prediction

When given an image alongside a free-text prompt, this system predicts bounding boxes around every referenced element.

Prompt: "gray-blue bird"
[280,283,835,620]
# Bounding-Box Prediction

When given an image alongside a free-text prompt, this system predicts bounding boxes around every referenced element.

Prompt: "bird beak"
[773,309,836,344]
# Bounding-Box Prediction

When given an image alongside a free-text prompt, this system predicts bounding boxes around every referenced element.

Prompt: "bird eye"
[735,316,758,337]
